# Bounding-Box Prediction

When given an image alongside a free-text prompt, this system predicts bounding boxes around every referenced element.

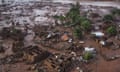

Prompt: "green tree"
[81,20,91,31]
[106,26,117,36]
[65,2,80,26]
[111,8,120,15]
[103,14,114,22]
[73,26,83,39]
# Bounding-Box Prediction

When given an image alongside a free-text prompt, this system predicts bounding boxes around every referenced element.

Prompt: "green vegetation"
[53,3,92,39]
[73,26,83,39]
[65,3,81,26]
[66,4,80,19]
[81,20,91,31]
[54,2,81,26]
[106,26,117,36]
[83,52,93,60]
[103,14,114,22]
[53,15,65,21]
[53,2,91,28]
[111,8,120,15]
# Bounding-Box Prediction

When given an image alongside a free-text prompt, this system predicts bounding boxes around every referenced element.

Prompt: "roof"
[91,31,104,37]
[84,47,95,53]
[100,40,106,45]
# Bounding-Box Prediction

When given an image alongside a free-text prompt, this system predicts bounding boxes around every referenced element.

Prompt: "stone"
[79,41,85,44]
[68,38,73,43]
[31,64,37,70]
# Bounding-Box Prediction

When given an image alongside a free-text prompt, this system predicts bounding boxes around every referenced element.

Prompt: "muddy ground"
[0,1,120,72]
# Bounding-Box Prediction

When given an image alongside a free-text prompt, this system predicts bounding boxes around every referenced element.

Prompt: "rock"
[76,67,80,70]
[31,64,37,70]
[79,56,83,61]
[80,69,83,72]
[79,41,85,44]
[68,38,72,43]
[71,52,76,57]
[57,59,63,63]
[46,33,52,39]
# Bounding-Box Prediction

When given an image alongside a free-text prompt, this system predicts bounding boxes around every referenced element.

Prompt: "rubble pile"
[37,52,81,72]
[0,27,26,41]
[23,46,51,64]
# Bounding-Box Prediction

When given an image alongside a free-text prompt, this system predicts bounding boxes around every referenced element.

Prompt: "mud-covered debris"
[0,45,5,53]
[46,32,58,39]
[0,27,26,41]
[1,55,17,64]
[40,52,80,72]
[23,45,51,64]
[53,42,71,50]
[103,54,119,61]
[12,41,24,53]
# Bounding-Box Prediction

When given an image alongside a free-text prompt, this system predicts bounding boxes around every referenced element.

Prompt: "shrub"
[111,8,120,15]
[106,26,117,36]
[73,26,83,39]
[53,15,65,21]
[103,14,114,22]
[83,52,93,60]
[65,2,81,26]
[81,20,91,31]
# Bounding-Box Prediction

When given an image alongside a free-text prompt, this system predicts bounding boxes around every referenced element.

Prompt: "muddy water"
[51,0,120,8]
[0,0,119,8]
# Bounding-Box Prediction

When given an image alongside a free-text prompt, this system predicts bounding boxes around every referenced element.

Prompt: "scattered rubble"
[23,45,51,64]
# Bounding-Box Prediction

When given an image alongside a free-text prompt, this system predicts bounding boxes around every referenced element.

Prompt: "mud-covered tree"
[106,26,117,36]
